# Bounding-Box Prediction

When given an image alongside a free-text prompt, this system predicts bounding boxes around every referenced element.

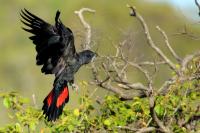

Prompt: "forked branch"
[75,5,200,133]
[127,4,180,76]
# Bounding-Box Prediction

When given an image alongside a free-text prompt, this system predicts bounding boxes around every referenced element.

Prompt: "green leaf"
[29,122,36,131]
[103,119,111,126]
[3,97,11,108]
[15,123,22,132]
[155,104,165,117]
[73,109,80,117]
[190,92,197,100]
[68,124,74,131]
[170,95,179,107]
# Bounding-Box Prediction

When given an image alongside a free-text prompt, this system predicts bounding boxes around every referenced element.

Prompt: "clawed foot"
[71,83,79,92]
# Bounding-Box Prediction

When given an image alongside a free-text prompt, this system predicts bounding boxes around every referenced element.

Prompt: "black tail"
[42,80,69,121]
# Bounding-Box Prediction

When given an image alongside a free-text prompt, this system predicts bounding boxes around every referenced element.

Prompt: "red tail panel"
[42,83,69,121]
[56,87,69,107]
[47,91,53,106]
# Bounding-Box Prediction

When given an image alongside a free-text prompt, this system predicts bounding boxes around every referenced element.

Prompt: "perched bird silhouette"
[20,9,96,121]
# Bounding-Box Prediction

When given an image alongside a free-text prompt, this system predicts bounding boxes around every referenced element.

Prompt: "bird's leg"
[72,83,79,92]
[69,80,79,92]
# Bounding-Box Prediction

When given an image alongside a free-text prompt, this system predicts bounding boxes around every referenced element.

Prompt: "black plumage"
[20,9,96,121]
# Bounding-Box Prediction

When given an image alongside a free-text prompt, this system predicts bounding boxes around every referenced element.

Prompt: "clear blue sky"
[149,0,199,21]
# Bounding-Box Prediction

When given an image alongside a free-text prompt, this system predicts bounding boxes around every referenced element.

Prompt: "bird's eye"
[86,54,91,58]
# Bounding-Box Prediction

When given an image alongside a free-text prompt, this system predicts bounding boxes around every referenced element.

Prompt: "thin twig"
[127,5,180,76]
[172,25,200,40]
[91,62,145,100]
[158,77,176,95]
[128,61,151,82]
[32,94,37,108]
[195,0,200,16]
[117,82,148,91]
[137,61,166,66]
[117,126,156,133]
[181,51,200,72]
[74,8,96,50]
[127,5,172,133]
[156,26,182,62]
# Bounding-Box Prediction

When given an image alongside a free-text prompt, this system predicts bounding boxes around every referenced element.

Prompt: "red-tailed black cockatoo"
[20,9,96,121]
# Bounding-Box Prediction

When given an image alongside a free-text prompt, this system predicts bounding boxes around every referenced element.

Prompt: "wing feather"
[20,9,76,75]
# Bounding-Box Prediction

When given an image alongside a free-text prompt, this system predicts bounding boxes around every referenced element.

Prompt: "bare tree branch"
[128,61,151,82]
[127,5,180,76]
[117,126,156,133]
[32,94,37,108]
[117,82,148,91]
[74,8,145,100]
[137,61,166,66]
[75,5,200,132]
[127,5,173,133]
[74,8,96,50]
[158,77,176,95]
[91,61,146,100]
[173,25,200,41]
[181,51,200,72]
[195,0,200,16]
[156,26,182,62]
[89,40,148,99]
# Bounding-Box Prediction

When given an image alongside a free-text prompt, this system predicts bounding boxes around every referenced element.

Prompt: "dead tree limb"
[156,26,182,62]
[127,5,173,133]
[127,5,180,76]
[74,8,95,50]
[75,5,200,132]
[195,0,200,16]
[75,7,146,100]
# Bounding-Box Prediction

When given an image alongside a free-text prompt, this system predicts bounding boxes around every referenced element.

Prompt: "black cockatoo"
[20,9,96,121]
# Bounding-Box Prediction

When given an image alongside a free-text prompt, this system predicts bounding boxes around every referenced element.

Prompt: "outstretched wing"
[20,9,76,76]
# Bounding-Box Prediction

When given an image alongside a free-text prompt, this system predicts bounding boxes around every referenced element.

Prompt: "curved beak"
[91,53,98,62]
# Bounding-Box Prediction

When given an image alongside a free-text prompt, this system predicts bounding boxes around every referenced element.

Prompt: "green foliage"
[0,69,199,132]
[0,92,42,133]
[99,96,139,130]
[0,81,200,132]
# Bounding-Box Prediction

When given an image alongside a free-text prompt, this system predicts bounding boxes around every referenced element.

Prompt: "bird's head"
[79,50,97,64]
